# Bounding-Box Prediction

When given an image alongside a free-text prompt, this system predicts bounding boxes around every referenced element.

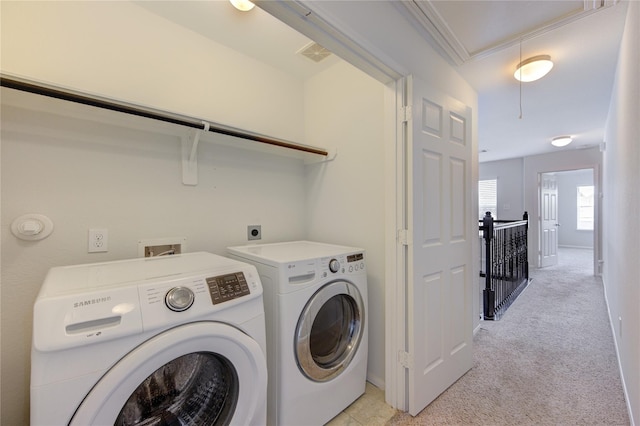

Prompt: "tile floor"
[325,382,397,425]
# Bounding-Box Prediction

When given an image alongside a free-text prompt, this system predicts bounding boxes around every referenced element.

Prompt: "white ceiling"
[418,0,629,162]
[135,0,629,163]
[133,1,340,80]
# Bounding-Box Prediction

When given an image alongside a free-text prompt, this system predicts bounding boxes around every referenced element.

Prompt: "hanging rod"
[0,74,329,157]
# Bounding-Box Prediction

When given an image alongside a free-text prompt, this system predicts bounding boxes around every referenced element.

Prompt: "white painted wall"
[479,158,525,220]
[1,1,395,423]
[0,3,349,425]
[555,169,594,249]
[1,0,485,421]
[303,61,387,386]
[602,1,640,423]
[0,1,305,143]
[1,92,309,425]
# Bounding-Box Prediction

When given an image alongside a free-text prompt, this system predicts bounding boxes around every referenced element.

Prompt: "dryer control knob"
[165,287,195,312]
[329,259,340,273]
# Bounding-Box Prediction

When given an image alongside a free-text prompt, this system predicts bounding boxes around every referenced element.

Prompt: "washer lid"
[38,252,250,297]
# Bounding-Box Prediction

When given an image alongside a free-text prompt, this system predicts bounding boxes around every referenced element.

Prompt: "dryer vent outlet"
[247,225,261,241]
[144,244,182,257]
[138,237,187,257]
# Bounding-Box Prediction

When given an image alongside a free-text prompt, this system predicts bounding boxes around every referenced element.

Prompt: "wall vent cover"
[298,42,332,63]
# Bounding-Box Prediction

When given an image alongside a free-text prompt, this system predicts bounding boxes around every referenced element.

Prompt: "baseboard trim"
[473,322,482,335]
[366,373,385,390]
[602,276,636,426]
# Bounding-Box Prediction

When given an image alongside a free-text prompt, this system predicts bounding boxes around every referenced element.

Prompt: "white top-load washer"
[31,252,268,426]
[227,241,368,426]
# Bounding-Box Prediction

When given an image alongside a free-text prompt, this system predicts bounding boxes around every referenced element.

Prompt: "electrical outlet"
[248,225,261,241]
[88,228,108,253]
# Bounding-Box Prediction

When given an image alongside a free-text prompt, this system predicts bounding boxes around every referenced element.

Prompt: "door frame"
[256,1,409,409]
[383,76,408,410]
[536,167,600,275]
[522,149,603,276]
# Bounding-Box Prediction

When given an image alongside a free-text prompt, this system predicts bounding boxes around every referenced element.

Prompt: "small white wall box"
[137,237,187,257]
[11,214,54,241]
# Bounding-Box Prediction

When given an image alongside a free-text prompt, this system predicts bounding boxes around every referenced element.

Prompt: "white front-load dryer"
[227,241,368,426]
[30,252,267,426]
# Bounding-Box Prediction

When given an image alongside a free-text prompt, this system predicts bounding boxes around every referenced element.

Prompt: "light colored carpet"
[388,248,630,425]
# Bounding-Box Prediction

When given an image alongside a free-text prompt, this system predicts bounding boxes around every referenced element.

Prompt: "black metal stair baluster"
[482,212,495,320]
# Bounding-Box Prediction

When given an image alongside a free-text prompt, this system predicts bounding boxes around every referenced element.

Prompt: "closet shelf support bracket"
[182,121,210,186]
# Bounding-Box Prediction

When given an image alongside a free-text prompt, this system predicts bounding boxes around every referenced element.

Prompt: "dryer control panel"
[346,252,365,273]
[321,252,366,277]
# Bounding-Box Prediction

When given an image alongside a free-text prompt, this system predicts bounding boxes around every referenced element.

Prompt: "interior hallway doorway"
[539,168,596,275]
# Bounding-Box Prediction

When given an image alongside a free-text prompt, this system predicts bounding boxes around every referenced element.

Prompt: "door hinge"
[398,229,412,246]
[398,350,413,369]
[400,105,412,123]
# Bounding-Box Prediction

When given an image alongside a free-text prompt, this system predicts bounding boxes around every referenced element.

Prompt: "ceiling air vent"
[298,42,332,63]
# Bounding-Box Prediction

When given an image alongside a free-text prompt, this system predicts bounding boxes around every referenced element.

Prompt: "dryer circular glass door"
[295,280,365,382]
[70,321,267,426]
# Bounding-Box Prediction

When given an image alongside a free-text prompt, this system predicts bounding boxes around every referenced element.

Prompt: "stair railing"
[480,211,529,320]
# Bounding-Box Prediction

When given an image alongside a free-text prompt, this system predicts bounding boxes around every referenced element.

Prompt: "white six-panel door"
[540,173,559,268]
[406,75,474,415]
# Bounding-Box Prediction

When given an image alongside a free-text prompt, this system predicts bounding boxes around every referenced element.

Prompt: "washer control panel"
[206,272,251,305]
[165,286,195,312]
[138,266,261,332]
[34,253,263,351]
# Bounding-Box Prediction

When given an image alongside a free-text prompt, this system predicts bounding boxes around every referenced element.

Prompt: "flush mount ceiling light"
[514,55,554,82]
[230,0,255,11]
[551,136,573,147]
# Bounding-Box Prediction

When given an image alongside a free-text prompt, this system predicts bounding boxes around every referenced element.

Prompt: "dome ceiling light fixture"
[514,54,554,82]
[229,0,255,12]
[551,135,573,147]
